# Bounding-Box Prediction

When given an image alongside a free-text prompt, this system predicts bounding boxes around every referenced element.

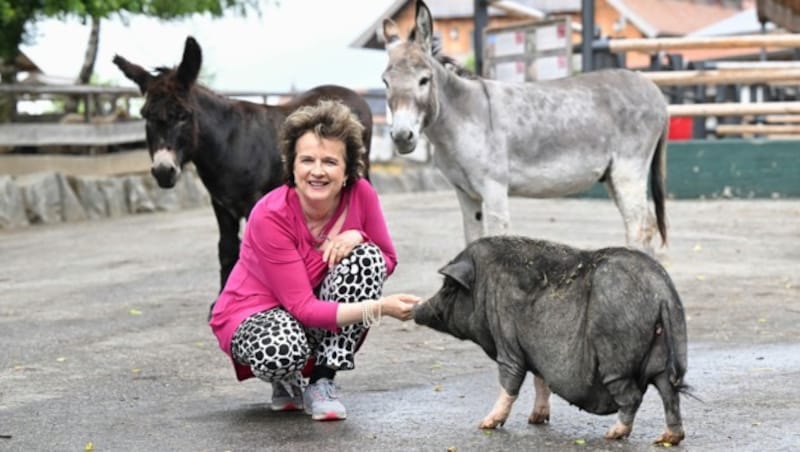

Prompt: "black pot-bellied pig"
[413,236,689,445]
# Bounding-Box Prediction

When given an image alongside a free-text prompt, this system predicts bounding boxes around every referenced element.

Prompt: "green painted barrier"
[581,139,800,199]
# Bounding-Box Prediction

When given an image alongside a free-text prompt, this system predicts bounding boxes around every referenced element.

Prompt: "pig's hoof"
[528,411,549,424]
[653,428,684,446]
[604,421,632,440]
[478,417,504,429]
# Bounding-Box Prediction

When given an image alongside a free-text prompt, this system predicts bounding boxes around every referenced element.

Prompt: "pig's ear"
[438,257,474,290]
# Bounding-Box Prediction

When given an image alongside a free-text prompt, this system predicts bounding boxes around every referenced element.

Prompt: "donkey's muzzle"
[390,129,418,154]
[151,165,178,188]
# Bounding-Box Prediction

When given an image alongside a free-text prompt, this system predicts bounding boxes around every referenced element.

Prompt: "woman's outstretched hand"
[379,294,422,321]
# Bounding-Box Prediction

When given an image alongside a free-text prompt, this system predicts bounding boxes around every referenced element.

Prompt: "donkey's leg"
[481,179,511,237]
[454,187,485,244]
[606,166,655,254]
[211,200,241,290]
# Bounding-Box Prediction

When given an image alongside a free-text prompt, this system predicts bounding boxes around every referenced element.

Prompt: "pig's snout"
[412,301,431,325]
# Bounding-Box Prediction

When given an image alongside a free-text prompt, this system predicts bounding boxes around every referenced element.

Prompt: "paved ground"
[1,191,799,451]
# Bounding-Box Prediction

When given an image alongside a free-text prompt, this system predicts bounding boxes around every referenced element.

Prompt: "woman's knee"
[231,309,311,379]
[248,341,309,378]
[323,244,387,302]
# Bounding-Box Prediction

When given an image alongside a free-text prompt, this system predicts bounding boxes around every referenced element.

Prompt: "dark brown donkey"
[114,36,373,300]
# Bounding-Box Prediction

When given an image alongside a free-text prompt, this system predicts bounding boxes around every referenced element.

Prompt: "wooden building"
[351,0,765,69]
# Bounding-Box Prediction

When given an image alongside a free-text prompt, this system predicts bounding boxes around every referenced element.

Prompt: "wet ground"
[1,191,799,451]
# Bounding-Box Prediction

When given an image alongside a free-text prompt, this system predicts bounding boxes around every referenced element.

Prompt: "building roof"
[13,51,41,73]
[350,0,580,50]
[688,7,774,37]
[607,0,743,37]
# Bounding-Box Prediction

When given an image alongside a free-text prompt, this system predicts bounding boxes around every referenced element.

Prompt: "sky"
[20,0,396,93]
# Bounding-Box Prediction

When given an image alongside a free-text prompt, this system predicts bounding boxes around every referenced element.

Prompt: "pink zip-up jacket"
[209,178,397,380]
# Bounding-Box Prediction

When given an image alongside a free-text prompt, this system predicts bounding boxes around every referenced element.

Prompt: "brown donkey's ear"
[112,55,153,95]
[176,36,202,91]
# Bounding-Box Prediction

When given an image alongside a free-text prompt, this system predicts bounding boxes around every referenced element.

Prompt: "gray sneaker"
[270,379,304,412]
[303,378,347,421]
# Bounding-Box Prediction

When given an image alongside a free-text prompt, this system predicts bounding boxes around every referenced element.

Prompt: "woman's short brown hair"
[279,99,366,187]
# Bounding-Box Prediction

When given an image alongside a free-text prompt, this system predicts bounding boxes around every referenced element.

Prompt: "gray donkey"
[381,0,669,254]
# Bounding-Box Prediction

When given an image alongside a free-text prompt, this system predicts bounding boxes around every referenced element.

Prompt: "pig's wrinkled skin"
[414,236,688,445]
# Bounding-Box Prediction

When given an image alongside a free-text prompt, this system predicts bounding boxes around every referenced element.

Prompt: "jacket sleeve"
[353,179,398,275]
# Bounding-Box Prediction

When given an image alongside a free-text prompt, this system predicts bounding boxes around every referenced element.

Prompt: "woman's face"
[293,131,347,205]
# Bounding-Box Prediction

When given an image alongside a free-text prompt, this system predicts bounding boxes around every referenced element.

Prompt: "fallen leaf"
[128,308,142,316]
[574,438,586,445]
[56,357,66,363]
[434,385,443,392]
[447,447,457,452]
[750,367,775,372]
[85,442,94,451]
[696,275,706,281]
[757,318,767,324]
[482,430,493,436]
[752,422,761,426]
[692,243,702,252]
[131,368,141,374]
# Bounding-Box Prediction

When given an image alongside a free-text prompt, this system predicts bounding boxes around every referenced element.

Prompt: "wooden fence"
[601,33,800,137]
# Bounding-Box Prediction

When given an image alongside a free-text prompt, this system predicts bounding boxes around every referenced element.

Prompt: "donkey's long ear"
[413,0,434,54]
[112,55,153,94]
[177,36,202,90]
[382,19,402,49]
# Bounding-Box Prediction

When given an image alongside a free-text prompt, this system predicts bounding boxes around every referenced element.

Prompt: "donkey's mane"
[433,53,479,80]
[150,65,223,101]
[406,30,479,80]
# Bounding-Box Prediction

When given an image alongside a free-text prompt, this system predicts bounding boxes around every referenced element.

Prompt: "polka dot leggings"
[230,243,387,384]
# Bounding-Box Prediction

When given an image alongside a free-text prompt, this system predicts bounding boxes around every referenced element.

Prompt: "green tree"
[0,0,262,120]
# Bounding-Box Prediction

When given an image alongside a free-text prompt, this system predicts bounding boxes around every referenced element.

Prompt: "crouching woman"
[209,100,419,421]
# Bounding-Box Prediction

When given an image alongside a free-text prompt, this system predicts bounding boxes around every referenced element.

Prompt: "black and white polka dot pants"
[230,243,387,384]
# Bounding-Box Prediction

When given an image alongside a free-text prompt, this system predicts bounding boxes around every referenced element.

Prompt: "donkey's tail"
[650,120,668,246]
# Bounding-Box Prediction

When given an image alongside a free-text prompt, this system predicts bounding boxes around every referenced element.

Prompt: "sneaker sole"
[271,402,303,412]
[304,406,346,421]
[310,411,347,421]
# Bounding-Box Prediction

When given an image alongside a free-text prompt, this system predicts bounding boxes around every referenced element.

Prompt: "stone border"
[0,165,451,230]
[0,170,209,229]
